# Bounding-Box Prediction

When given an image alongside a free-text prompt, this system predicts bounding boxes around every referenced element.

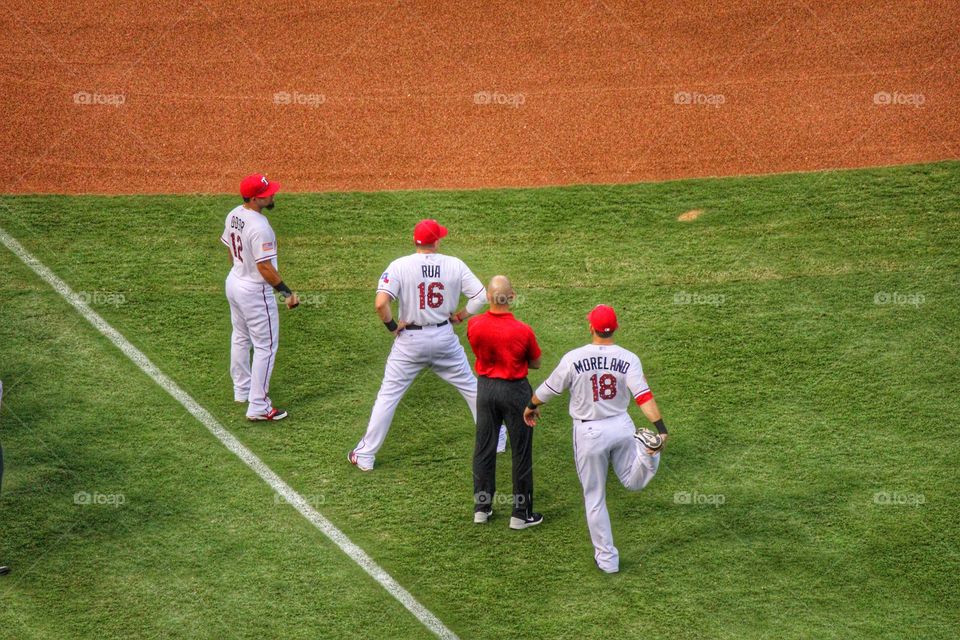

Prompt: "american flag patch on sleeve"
[262,241,275,251]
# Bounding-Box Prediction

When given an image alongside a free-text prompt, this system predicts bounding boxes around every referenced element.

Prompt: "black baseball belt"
[404,320,449,330]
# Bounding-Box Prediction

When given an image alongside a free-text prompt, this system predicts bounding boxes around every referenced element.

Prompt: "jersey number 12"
[230,233,243,262]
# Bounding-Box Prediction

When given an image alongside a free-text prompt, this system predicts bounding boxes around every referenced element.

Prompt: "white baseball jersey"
[535,344,651,421]
[377,253,486,325]
[220,205,278,285]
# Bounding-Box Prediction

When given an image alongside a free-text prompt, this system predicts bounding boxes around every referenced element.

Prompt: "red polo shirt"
[467,311,542,380]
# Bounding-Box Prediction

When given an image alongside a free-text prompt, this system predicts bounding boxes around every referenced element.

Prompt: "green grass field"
[1,161,959,639]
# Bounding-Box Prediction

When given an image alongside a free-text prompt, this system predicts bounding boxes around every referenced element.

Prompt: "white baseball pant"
[225,274,279,417]
[573,413,660,572]
[354,324,477,468]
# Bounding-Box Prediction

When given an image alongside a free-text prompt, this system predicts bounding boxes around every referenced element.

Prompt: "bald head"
[487,275,514,309]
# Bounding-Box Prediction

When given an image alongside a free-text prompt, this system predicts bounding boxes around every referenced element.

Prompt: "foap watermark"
[673,91,725,108]
[73,91,126,107]
[474,491,529,509]
[873,91,925,108]
[473,91,526,108]
[76,291,126,307]
[488,291,528,308]
[275,291,327,307]
[673,291,725,306]
[873,490,925,507]
[74,491,126,507]
[874,291,924,307]
[274,492,325,508]
[674,491,725,507]
[274,91,326,108]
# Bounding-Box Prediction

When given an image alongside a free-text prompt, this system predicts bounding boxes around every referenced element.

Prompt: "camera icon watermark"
[74,491,126,507]
[473,91,526,108]
[673,91,725,108]
[275,291,327,307]
[674,491,725,507]
[273,91,326,108]
[274,493,325,508]
[873,91,925,108]
[73,91,126,107]
[474,491,528,508]
[873,291,924,307]
[673,290,725,306]
[76,291,126,307]
[873,490,925,506]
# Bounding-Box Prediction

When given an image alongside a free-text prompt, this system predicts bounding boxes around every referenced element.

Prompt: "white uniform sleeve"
[626,354,652,403]
[376,260,401,299]
[249,224,278,264]
[535,355,572,403]
[460,261,487,314]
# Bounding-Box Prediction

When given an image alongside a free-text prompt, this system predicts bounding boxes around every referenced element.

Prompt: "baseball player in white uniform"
[524,305,670,573]
[221,174,299,422]
[349,219,488,471]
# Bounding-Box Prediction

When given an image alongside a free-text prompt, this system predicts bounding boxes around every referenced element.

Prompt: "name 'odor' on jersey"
[376,253,485,325]
[220,205,279,285]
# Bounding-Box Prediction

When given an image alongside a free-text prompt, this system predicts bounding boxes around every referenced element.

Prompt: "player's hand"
[523,407,540,427]
[449,311,464,325]
[285,292,300,309]
[391,321,407,338]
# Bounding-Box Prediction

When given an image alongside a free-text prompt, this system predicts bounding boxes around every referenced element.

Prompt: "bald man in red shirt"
[466,276,543,529]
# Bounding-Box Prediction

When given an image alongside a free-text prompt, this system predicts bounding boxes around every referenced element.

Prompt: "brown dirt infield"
[2,1,958,194]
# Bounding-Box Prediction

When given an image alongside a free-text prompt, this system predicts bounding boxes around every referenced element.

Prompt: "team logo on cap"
[261,176,269,188]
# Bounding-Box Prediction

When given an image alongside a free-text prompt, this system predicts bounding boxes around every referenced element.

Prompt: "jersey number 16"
[418,282,445,309]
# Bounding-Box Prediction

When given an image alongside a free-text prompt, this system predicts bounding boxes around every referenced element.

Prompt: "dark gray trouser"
[473,376,534,518]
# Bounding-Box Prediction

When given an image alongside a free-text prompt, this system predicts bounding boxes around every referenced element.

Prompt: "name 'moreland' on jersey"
[535,344,652,421]
[377,253,485,326]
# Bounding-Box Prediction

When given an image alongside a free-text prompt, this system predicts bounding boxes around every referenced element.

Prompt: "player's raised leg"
[610,416,660,491]
[352,334,425,469]
[244,285,280,419]
[226,277,252,402]
[574,420,621,573]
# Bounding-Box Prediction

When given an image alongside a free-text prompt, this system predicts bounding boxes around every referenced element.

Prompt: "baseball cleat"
[0,566,10,576]
[247,407,288,422]
[474,509,493,524]
[635,428,663,452]
[348,450,373,472]
[509,512,544,530]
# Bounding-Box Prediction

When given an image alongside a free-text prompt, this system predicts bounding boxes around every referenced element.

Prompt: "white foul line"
[0,227,458,640]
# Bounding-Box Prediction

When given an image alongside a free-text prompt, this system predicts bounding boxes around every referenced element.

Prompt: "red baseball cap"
[413,219,448,245]
[240,174,281,200]
[587,304,619,333]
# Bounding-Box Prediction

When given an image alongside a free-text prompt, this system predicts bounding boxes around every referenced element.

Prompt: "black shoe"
[509,512,544,530]
[0,566,10,576]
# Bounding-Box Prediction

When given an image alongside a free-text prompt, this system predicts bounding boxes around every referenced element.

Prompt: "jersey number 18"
[590,373,618,401]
